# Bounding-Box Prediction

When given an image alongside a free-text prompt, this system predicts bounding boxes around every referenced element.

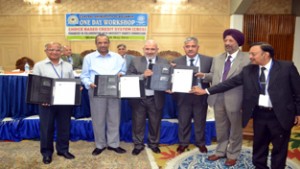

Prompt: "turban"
[223,29,245,46]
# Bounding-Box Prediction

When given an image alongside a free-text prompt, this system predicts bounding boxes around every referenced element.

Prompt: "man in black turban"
[195,28,250,166]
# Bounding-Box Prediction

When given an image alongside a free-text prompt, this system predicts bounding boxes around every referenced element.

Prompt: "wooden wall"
[0,0,231,70]
[0,0,292,70]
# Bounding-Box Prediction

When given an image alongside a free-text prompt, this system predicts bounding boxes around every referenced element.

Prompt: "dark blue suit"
[208,60,300,168]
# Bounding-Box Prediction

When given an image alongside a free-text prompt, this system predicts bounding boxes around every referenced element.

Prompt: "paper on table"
[52,81,76,105]
[172,69,193,93]
[119,76,140,98]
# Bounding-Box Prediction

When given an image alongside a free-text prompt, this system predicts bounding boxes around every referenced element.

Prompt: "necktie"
[148,59,153,69]
[68,57,72,63]
[146,59,153,89]
[260,67,266,95]
[222,56,232,82]
[190,59,194,67]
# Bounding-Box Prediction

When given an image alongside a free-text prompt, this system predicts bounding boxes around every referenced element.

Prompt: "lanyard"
[51,62,63,78]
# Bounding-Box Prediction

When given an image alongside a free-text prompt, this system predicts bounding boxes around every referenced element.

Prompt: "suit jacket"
[204,51,250,112]
[173,54,213,105]
[124,54,135,71]
[208,60,300,130]
[61,53,83,69]
[127,56,168,110]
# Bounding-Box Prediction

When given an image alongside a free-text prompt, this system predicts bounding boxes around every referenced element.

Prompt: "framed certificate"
[119,75,145,98]
[94,75,119,98]
[26,74,81,105]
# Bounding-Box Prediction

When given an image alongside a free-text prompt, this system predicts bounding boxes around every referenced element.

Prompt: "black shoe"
[176,145,188,154]
[197,145,208,153]
[107,147,126,154]
[57,152,75,159]
[92,148,106,156]
[42,156,52,164]
[150,147,161,154]
[131,148,144,155]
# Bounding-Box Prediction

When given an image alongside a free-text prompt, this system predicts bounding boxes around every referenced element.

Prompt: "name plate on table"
[149,64,198,93]
[26,74,82,105]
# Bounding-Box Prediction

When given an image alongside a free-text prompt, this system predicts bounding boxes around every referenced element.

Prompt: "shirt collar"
[45,57,63,64]
[96,50,112,57]
[146,56,156,63]
[227,50,239,60]
[185,54,199,62]
[260,59,272,70]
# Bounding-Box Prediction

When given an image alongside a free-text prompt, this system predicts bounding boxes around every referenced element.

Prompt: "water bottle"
[24,62,30,73]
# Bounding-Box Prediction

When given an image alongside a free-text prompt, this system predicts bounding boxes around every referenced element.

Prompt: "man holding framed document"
[81,33,127,156]
[32,42,76,164]
[172,37,213,154]
[127,40,168,155]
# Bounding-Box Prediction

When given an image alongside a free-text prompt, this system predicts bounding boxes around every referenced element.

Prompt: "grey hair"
[95,33,110,44]
[44,42,62,50]
[184,37,199,45]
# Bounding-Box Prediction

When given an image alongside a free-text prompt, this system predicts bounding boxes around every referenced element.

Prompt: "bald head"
[143,40,159,58]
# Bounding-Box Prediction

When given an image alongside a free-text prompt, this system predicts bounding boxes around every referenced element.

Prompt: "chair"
[15,57,35,71]
[126,50,142,57]
[158,50,182,61]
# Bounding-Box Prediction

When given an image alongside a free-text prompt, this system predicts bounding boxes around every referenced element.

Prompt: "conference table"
[0,74,216,144]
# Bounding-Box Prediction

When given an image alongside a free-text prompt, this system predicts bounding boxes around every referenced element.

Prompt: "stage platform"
[0,116,216,145]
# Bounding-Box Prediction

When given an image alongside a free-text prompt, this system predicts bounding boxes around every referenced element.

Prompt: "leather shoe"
[92,148,106,156]
[132,148,144,155]
[57,152,75,159]
[198,145,208,153]
[107,147,126,154]
[176,145,188,154]
[225,158,237,166]
[208,154,225,161]
[150,147,161,154]
[42,156,52,164]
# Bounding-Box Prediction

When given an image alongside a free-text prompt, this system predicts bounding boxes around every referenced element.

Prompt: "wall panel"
[30,35,68,62]
[0,16,29,34]
[30,15,65,34]
[0,36,30,70]
[151,14,191,34]
[191,15,230,34]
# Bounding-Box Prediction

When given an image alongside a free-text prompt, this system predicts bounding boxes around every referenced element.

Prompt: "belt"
[256,106,273,111]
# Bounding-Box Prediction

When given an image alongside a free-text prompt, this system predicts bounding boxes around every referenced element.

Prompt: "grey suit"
[124,54,135,71]
[173,54,212,147]
[127,56,168,149]
[61,53,83,70]
[204,51,249,159]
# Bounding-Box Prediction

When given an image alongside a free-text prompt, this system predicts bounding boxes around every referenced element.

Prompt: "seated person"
[15,56,35,71]
[61,45,82,70]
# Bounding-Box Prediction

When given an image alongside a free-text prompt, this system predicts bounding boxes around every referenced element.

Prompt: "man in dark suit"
[61,45,83,70]
[191,42,300,169]
[127,40,168,155]
[172,37,212,154]
[117,44,135,71]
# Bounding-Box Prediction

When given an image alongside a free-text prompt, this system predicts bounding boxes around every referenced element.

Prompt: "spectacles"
[47,49,61,52]
[118,48,126,50]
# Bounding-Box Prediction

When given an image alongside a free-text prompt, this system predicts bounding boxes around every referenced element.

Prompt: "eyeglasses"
[118,48,126,50]
[47,49,62,52]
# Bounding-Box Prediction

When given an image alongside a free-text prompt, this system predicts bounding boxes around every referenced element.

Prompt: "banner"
[65,13,148,41]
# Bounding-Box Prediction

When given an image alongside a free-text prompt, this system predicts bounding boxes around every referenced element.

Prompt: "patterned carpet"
[0,141,151,169]
[0,127,299,169]
[148,126,300,169]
